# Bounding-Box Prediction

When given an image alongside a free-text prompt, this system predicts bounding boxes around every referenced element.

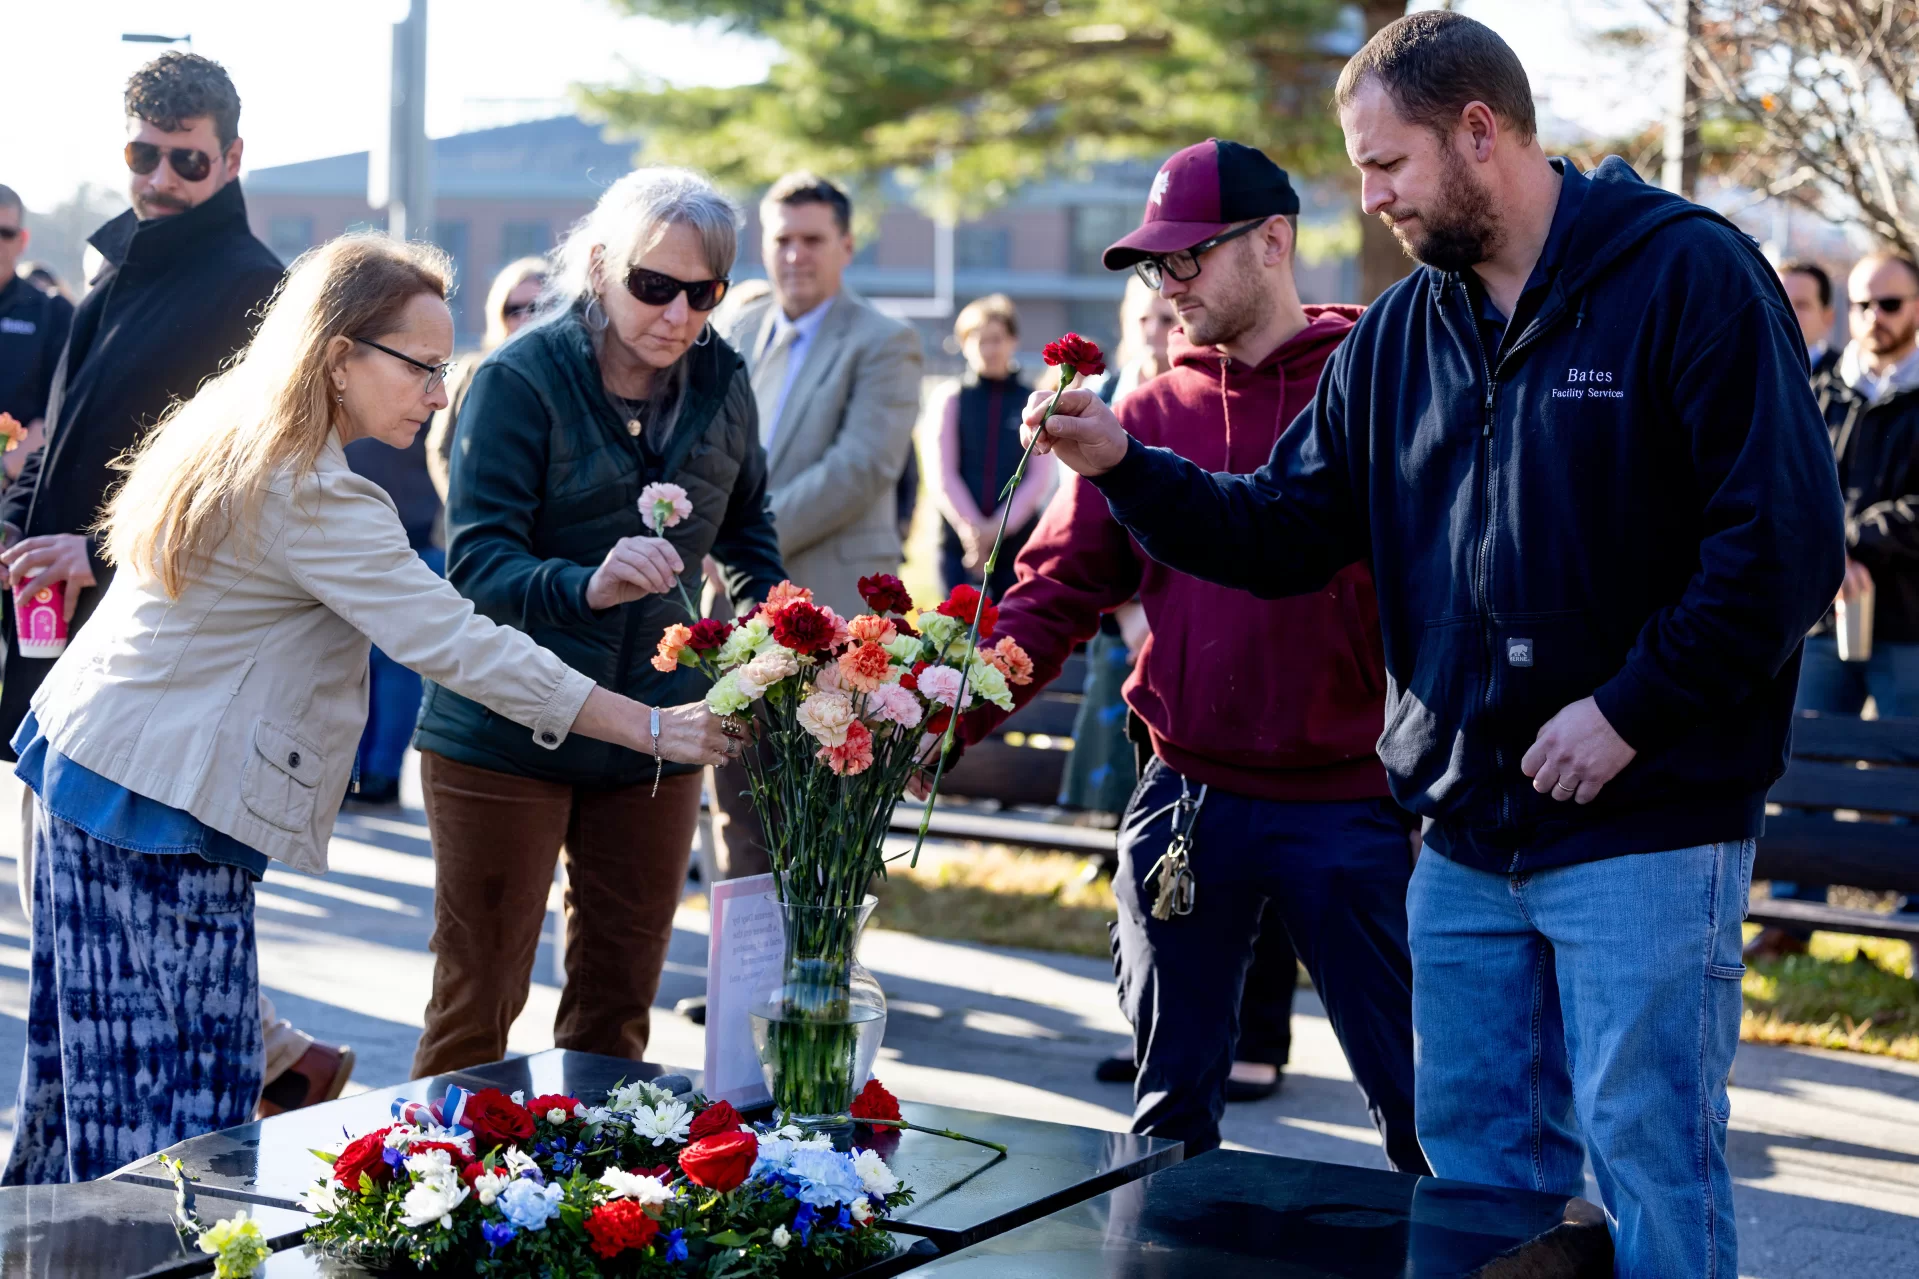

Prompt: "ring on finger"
[1553,777,1578,793]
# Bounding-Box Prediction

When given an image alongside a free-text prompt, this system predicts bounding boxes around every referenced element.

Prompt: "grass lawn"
[1741,925,1919,1060]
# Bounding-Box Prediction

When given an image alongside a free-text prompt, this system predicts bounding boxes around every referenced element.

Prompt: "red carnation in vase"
[462,1088,535,1147]
[679,1131,759,1192]
[858,573,915,615]
[688,1099,744,1142]
[331,1128,396,1190]
[585,1198,661,1259]
[936,585,998,639]
[1042,332,1106,378]
[851,1078,903,1124]
[771,601,836,655]
[685,619,734,652]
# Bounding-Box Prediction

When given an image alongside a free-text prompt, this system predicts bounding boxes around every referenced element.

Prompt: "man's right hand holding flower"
[1019,388,1131,479]
[585,536,684,611]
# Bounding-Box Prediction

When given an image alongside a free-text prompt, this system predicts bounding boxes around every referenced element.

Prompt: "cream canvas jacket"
[29,435,594,874]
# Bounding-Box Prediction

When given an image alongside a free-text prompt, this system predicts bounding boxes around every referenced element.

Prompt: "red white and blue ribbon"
[392,1085,471,1135]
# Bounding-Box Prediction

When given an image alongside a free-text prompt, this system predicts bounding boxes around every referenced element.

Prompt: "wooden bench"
[1751,711,1919,944]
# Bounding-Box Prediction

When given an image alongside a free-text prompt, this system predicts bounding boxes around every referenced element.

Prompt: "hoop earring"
[584,295,609,333]
[693,324,712,348]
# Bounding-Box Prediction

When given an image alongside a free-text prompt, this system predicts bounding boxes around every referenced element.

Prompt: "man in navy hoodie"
[1019,13,1844,1276]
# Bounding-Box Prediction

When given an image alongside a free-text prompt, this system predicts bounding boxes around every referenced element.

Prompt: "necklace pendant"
[627,418,643,437]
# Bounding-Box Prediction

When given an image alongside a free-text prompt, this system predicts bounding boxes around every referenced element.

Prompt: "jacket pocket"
[1492,610,1626,826]
[1378,616,1482,813]
[241,720,324,832]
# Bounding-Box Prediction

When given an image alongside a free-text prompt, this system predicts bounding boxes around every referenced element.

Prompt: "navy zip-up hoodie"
[1091,157,1846,874]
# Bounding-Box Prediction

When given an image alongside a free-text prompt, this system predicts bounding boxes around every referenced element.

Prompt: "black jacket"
[0,274,75,425]
[0,180,283,756]
[1824,366,1919,642]
[1090,158,1845,874]
[414,312,786,787]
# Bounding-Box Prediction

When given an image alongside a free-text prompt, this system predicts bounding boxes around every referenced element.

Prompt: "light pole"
[368,0,432,241]
[1661,0,1700,200]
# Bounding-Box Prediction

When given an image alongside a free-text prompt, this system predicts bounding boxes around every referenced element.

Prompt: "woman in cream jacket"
[1,234,736,1185]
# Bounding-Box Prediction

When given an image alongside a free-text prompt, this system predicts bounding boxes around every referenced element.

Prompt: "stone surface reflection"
[0,1179,309,1278]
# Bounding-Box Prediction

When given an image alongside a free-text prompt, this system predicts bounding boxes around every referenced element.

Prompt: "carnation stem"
[652,517,706,623]
[851,1117,1008,1154]
[906,372,1076,869]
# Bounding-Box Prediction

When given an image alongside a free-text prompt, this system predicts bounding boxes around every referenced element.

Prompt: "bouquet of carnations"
[300,1080,913,1276]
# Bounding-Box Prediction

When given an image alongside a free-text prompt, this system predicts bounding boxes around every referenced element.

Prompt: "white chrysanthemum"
[852,1149,900,1198]
[852,1196,876,1225]
[300,1179,343,1215]
[598,1167,675,1206]
[629,1099,694,1146]
[606,1079,671,1114]
[383,1126,421,1150]
[404,1148,454,1180]
[398,1174,468,1229]
[473,1170,513,1207]
[417,1125,474,1155]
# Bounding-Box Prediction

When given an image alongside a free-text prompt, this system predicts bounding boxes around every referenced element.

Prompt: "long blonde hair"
[482,256,547,351]
[104,233,450,597]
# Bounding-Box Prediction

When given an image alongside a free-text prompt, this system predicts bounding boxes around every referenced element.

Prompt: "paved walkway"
[0,772,1911,1275]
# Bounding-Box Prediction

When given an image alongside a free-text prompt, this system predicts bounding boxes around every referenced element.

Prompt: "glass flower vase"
[748,896,887,1137]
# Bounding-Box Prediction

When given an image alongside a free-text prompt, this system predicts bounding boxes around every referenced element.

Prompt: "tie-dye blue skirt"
[2,810,263,1183]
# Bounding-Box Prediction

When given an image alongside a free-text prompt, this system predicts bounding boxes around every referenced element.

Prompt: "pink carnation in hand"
[916,664,974,711]
[638,482,693,531]
[865,681,923,730]
[818,718,875,775]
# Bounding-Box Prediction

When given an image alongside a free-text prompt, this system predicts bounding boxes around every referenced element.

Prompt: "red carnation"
[1042,332,1106,378]
[857,573,914,616]
[332,1128,396,1190]
[771,601,836,655]
[462,1088,535,1147]
[528,1094,581,1121]
[584,1198,661,1259]
[924,707,952,735]
[460,1161,491,1186]
[686,619,733,652]
[406,1140,469,1164]
[688,1100,744,1142]
[936,585,998,639]
[851,1078,903,1124]
[679,1131,759,1192]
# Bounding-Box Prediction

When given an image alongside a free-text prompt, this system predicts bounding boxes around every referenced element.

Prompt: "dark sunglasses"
[355,337,452,395]
[1132,219,1267,291]
[0,228,19,242]
[1852,295,1917,316]
[624,265,730,313]
[124,141,215,183]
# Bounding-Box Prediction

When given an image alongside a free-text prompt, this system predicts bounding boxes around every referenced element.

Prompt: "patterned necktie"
[753,324,795,446]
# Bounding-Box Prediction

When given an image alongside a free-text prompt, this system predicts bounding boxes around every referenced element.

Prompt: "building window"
[955,225,1011,271]
[1069,206,1136,276]
[501,220,553,265]
[266,215,314,264]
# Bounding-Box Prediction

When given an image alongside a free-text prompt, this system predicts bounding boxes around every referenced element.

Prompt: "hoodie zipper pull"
[1483,384,1496,437]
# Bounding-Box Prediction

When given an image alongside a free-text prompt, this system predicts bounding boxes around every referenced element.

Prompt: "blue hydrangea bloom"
[497,1178,563,1231]
[784,1148,866,1208]
[664,1229,688,1262]
[481,1220,518,1252]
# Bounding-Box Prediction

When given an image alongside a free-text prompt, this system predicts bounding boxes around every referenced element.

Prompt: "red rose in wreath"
[332,1127,396,1189]
[462,1088,535,1146]
[679,1130,759,1192]
[688,1099,744,1142]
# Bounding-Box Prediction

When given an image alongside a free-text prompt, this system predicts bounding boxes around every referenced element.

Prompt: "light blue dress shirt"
[759,294,837,442]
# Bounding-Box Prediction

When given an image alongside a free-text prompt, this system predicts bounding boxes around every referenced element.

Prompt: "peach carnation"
[735,647,800,699]
[837,642,893,694]
[847,614,897,645]
[818,719,875,776]
[795,690,857,747]
[652,623,693,673]
[762,581,814,616]
[987,636,1035,685]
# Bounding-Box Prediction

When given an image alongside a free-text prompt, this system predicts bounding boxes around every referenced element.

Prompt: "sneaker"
[1743,928,1810,963]
[258,1041,355,1118]
[675,996,707,1027]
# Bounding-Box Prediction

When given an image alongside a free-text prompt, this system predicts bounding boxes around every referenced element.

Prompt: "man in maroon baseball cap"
[953,137,1424,1168]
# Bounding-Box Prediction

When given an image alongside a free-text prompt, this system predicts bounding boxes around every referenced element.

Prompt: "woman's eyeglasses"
[124,142,214,183]
[355,337,452,395]
[1852,295,1917,316]
[624,266,730,313]
[502,301,539,320]
[1132,219,1268,291]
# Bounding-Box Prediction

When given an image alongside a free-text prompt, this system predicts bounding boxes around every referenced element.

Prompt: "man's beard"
[1866,318,1918,357]
[135,191,191,219]
[1181,242,1266,348]
[1387,145,1500,273]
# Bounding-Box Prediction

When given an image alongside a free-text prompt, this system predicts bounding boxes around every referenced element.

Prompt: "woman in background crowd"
[425,255,547,500]
[410,168,785,1079]
[927,293,1055,598]
[3,233,734,1184]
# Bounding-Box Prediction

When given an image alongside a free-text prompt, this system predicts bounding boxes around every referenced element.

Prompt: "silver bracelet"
[650,706,663,798]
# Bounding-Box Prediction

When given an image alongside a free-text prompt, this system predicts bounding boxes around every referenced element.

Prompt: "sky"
[6,0,1669,214]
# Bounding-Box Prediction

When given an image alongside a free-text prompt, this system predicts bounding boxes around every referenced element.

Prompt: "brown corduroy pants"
[411,751,700,1078]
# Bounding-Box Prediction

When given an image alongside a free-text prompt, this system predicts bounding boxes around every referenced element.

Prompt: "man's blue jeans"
[356,546,444,788]
[1408,840,1753,1278]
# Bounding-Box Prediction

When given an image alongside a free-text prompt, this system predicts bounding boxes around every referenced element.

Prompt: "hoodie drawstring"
[1575,297,1587,329]
[1219,358,1232,469]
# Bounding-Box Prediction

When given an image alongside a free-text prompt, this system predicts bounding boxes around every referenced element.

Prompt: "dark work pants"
[1113,757,1426,1170]
[1236,905,1297,1066]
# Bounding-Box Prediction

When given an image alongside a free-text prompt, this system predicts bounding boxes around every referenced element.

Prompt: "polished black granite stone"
[908,1148,1613,1278]
[117,1050,1180,1255]
[0,1178,309,1278]
[254,1232,939,1277]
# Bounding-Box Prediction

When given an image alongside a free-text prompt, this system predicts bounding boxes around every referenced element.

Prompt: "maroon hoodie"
[963,305,1388,802]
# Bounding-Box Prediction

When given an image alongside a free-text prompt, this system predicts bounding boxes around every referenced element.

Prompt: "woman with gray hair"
[411,167,785,1077]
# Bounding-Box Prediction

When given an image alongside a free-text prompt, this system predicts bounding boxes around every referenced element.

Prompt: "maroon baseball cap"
[1102,139,1302,271]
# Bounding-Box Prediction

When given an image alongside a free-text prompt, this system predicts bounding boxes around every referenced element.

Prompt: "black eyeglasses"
[1852,295,1918,316]
[1132,219,1268,291]
[124,141,214,183]
[624,266,730,313]
[355,337,452,395]
[502,301,539,320]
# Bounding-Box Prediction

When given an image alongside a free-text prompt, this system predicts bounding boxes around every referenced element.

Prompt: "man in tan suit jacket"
[696,173,922,901]
[714,173,923,620]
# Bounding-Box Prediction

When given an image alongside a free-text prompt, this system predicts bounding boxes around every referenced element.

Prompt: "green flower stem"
[849,1117,1008,1154]
[652,516,705,623]
[906,370,1079,868]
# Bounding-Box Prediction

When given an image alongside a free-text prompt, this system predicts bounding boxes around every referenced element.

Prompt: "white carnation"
[398,1173,468,1229]
[852,1149,900,1198]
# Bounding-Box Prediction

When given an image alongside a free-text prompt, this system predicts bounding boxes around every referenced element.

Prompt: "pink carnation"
[795,690,857,747]
[916,664,974,711]
[816,604,854,650]
[848,614,897,645]
[813,662,846,694]
[818,719,875,775]
[762,581,813,617]
[638,482,693,531]
[865,681,923,730]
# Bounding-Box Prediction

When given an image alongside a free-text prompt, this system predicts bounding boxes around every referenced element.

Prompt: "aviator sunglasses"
[124,141,216,183]
[624,265,730,312]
